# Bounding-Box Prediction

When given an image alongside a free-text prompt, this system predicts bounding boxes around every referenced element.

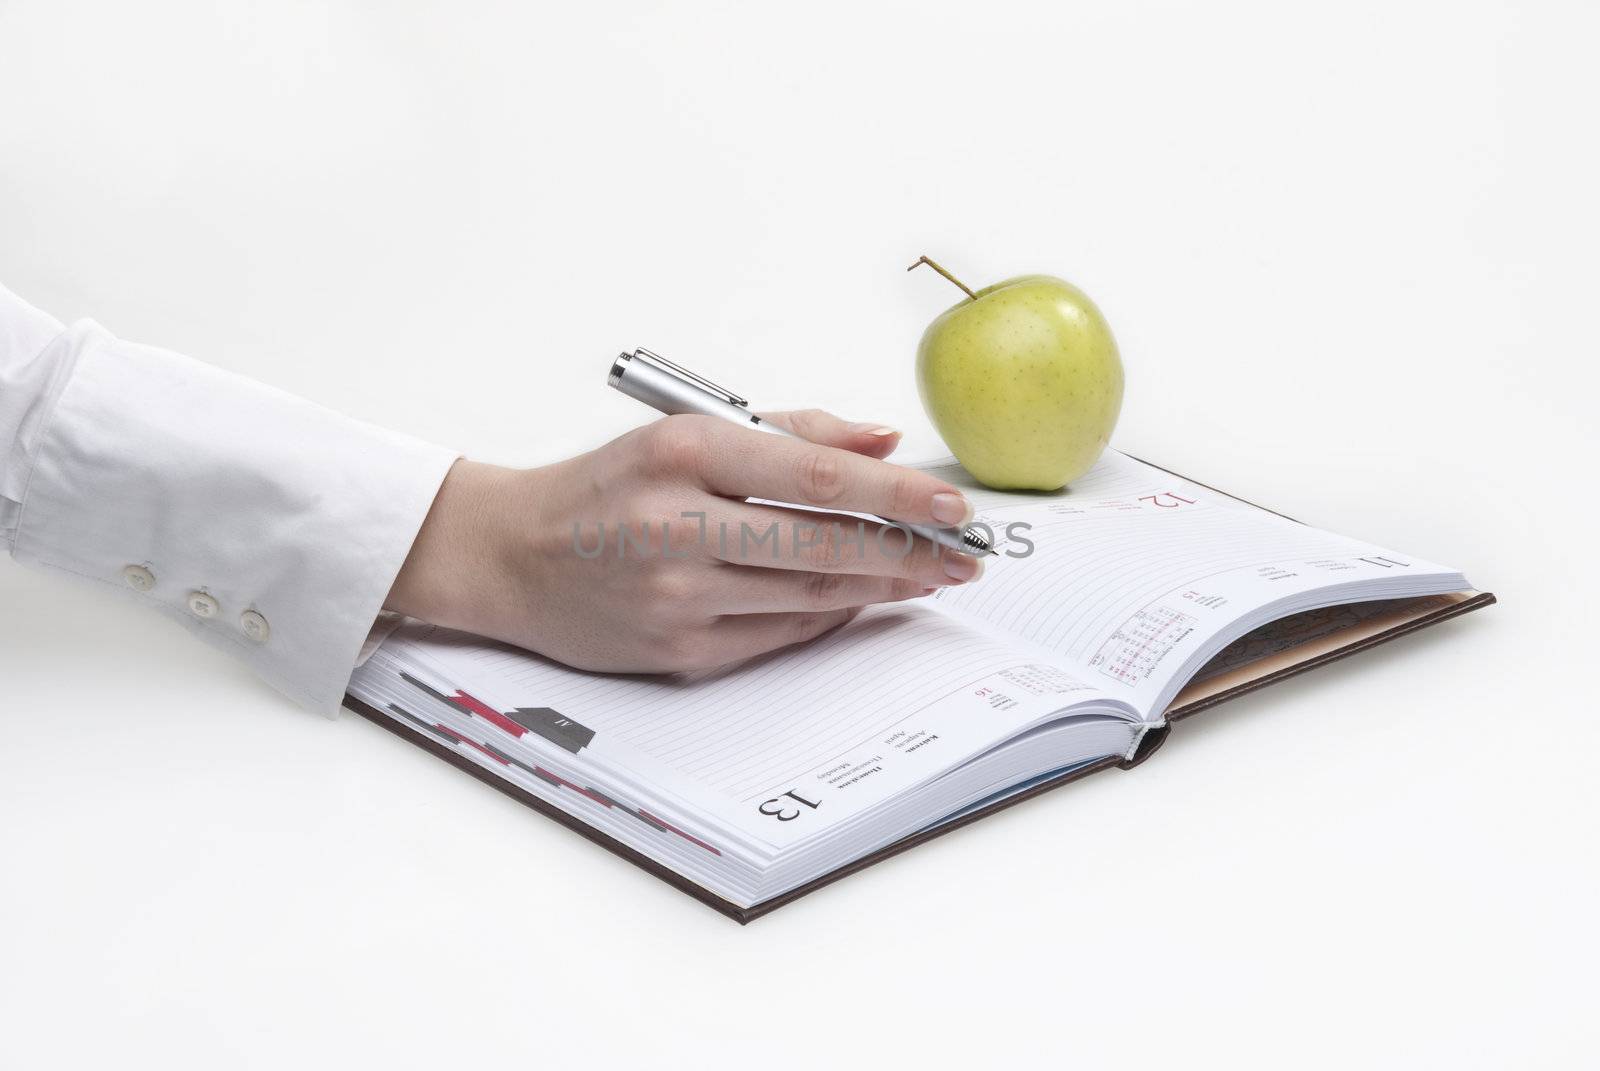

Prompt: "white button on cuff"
[240,610,270,643]
[122,565,156,592]
[187,592,219,619]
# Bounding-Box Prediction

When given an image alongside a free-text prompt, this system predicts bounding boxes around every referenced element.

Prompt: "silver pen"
[608,347,993,556]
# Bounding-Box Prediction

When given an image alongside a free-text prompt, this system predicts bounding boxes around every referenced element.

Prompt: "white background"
[2,1,1596,1066]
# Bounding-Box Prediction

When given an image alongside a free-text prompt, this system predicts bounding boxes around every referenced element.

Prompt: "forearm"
[0,284,457,712]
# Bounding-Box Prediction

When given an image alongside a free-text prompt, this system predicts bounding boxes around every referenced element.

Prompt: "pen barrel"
[610,352,771,432]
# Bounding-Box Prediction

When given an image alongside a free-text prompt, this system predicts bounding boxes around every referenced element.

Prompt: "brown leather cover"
[343,460,1496,924]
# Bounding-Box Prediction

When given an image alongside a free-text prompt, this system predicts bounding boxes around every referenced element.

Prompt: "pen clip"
[634,348,749,407]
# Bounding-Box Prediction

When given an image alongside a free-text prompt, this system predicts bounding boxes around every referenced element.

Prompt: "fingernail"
[930,492,973,526]
[943,551,984,583]
[850,422,899,438]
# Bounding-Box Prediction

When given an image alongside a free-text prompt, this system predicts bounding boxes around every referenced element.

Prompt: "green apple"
[911,258,1123,491]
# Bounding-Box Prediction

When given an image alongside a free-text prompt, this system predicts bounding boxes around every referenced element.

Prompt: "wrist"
[385,458,524,627]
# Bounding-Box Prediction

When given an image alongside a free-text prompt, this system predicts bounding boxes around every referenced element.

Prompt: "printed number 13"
[759,791,821,822]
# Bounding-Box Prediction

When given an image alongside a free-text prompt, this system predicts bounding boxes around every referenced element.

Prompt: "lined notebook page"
[935,457,1464,705]
[426,607,1019,797]
[384,602,1114,842]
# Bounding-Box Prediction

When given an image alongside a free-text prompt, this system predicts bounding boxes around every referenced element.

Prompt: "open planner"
[346,451,1493,922]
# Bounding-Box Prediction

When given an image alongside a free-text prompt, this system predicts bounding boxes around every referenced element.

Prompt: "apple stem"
[906,255,978,301]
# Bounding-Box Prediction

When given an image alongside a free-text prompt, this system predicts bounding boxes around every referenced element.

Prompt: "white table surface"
[2,2,1595,1067]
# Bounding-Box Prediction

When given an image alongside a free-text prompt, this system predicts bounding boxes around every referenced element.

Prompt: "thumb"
[759,408,902,460]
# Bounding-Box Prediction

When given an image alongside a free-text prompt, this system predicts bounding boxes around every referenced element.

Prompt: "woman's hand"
[385,410,985,673]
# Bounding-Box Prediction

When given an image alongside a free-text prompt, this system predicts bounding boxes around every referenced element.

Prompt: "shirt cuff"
[10,319,458,715]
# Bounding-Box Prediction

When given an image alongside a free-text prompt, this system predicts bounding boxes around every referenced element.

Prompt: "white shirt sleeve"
[0,283,458,714]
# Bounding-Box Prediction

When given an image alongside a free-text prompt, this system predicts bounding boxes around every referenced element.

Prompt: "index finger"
[693,419,975,528]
